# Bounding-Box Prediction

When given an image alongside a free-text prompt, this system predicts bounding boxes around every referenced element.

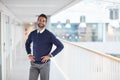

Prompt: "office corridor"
[1,0,120,80]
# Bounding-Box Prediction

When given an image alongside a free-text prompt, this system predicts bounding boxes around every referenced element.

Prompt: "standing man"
[25,14,64,80]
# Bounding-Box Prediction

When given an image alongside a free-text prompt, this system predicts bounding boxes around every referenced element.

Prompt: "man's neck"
[38,27,44,31]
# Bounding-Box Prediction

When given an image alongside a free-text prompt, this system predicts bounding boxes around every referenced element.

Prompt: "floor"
[10,44,30,80]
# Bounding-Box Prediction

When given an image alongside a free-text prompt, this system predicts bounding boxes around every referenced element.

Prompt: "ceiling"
[0,0,82,24]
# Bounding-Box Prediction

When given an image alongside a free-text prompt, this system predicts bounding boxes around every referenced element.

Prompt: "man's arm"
[40,34,64,63]
[25,33,35,62]
[25,33,32,55]
[50,35,64,57]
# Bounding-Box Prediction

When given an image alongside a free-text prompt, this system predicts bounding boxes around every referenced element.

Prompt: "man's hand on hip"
[28,55,35,62]
[41,55,52,63]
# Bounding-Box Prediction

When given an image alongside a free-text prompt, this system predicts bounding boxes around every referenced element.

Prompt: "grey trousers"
[29,61,50,80]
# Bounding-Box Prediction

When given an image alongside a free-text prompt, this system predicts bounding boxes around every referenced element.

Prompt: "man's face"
[37,17,47,28]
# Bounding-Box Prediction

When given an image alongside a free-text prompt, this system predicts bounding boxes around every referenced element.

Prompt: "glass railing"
[52,40,120,80]
[50,60,68,80]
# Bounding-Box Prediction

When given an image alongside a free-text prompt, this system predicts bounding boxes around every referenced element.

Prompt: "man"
[25,14,64,80]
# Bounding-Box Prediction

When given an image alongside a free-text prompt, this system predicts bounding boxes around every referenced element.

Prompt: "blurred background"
[0,0,120,80]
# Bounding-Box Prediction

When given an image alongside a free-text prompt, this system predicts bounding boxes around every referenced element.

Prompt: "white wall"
[0,1,24,80]
[0,1,23,47]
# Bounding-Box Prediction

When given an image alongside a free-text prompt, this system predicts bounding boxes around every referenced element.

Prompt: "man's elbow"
[60,44,64,50]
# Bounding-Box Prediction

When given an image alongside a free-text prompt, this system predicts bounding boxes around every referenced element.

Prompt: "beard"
[38,24,45,28]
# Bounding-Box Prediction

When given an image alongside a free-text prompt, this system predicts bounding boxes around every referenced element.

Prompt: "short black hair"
[37,14,47,22]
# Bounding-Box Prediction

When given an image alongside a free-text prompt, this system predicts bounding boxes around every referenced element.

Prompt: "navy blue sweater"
[25,29,64,64]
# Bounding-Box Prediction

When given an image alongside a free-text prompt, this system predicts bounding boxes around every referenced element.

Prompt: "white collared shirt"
[37,28,45,34]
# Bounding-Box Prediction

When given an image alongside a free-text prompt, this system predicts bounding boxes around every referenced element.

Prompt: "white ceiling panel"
[0,0,81,23]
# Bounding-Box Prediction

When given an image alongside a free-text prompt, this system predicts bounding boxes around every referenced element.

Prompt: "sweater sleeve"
[50,34,64,57]
[25,33,32,54]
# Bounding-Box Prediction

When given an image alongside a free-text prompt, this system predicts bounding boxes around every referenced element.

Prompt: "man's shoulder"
[30,29,37,34]
[45,29,54,35]
[28,30,37,37]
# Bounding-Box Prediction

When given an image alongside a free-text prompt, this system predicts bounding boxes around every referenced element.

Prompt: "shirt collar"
[37,28,45,33]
